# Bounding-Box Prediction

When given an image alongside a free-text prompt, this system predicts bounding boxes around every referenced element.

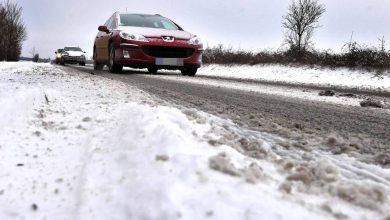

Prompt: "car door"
[95,15,114,62]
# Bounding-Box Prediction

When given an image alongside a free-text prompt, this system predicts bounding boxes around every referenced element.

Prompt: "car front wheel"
[93,49,104,70]
[147,67,158,74]
[181,67,197,76]
[108,44,123,73]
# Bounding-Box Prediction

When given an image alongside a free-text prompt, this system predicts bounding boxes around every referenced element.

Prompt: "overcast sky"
[12,0,390,58]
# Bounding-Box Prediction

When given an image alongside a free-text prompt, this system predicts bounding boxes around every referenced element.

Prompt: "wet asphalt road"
[64,65,390,158]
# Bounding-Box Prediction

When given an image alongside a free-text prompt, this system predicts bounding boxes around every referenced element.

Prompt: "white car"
[57,47,86,66]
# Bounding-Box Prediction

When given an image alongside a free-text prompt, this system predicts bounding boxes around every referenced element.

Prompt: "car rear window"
[119,14,181,30]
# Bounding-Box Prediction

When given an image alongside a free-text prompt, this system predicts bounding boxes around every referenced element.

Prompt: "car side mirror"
[98,25,109,33]
[55,51,57,54]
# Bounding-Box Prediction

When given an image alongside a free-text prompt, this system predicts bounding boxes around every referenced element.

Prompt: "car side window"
[105,16,113,30]
[108,19,113,30]
[111,17,117,29]
[104,17,110,27]
[107,14,118,30]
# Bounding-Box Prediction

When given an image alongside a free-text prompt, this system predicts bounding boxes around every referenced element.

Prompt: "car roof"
[118,13,162,17]
[64,46,82,49]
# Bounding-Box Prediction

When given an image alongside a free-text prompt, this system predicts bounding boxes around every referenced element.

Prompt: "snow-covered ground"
[197,64,390,93]
[1,62,389,220]
[143,72,377,108]
[141,64,390,109]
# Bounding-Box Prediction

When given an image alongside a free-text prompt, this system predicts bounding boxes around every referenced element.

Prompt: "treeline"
[203,42,390,70]
[0,0,27,61]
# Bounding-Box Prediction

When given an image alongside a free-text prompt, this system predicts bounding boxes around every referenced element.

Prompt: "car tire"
[93,49,104,70]
[93,60,103,70]
[108,44,123,73]
[181,67,197,76]
[79,62,86,66]
[60,58,65,65]
[147,67,158,74]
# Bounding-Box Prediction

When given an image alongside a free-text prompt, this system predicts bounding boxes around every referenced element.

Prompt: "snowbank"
[0,62,389,220]
[198,64,390,93]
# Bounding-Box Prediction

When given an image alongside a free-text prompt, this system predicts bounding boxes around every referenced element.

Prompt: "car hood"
[65,51,84,57]
[118,26,194,40]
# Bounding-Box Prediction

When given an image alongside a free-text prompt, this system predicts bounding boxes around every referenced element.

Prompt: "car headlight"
[62,52,69,56]
[188,36,202,45]
[119,31,148,42]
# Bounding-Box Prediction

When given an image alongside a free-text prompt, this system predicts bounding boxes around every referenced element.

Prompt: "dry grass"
[203,44,390,71]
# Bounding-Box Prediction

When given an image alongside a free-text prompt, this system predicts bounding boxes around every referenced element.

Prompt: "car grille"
[142,46,195,58]
[64,56,82,60]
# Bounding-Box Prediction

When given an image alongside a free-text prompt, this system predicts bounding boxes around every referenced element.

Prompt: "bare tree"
[0,0,27,61]
[282,0,325,56]
[0,3,7,60]
[378,36,386,52]
[29,46,36,58]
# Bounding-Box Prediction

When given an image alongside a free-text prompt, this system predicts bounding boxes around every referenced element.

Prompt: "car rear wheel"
[79,62,85,66]
[147,67,158,74]
[93,49,104,70]
[108,44,123,73]
[181,67,197,76]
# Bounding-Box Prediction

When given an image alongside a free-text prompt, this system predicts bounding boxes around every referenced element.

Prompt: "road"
[63,65,390,165]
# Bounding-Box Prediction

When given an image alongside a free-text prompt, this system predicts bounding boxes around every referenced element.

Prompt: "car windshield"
[64,47,82,52]
[119,14,180,30]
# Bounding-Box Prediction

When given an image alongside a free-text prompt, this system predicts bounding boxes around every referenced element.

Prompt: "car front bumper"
[63,56,86,63]
[113,39,202,69]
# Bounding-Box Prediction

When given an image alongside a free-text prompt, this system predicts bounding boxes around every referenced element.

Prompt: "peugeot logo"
[162,36,175,42]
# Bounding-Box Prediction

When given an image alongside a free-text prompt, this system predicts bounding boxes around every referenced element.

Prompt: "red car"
[93,12,203,76]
